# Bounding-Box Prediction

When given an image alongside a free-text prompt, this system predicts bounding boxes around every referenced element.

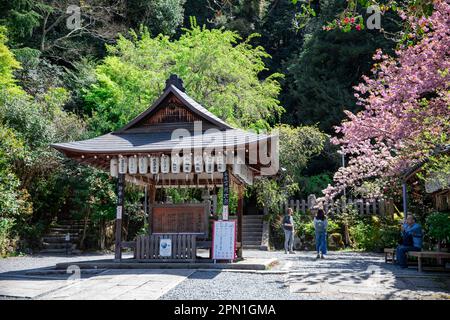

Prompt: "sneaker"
[316,254,320,259]
[320,254,325,259]
[289,251,295,254]
[285,251,288,254]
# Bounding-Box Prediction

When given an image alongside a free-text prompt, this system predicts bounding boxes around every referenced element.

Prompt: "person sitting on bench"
[396,214,423,269]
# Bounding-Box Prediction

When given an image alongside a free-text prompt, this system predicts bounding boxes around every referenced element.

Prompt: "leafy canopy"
[84,23,284,134]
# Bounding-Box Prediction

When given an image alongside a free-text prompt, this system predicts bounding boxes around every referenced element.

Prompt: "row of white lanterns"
[110,155,227,177]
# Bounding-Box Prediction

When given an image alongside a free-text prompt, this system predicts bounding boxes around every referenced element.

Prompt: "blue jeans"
[284,229,294,252]
[315,232,327,255]
[396,245,420,267]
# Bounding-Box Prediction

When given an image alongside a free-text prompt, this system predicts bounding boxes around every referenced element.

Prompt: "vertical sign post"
[222,170,229,220]
[115,173,125,261]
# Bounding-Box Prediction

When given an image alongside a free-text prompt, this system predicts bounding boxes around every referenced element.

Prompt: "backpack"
[315,219,325,233]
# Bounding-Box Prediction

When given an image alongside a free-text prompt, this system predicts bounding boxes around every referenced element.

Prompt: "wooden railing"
[280,196,395,216]
[135,234,196,261]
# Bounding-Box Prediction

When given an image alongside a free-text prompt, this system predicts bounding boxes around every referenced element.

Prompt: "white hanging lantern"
[171,155,181,173]
[118,156,128,174]
[183,155,192,173]
[161,155,170,174]
[194,155,203,173]
[128,156,138,174]
[150,156,159,174]
[205,156,214,174]
[110,158,118,177]
[216,154,226,172]
[138,156,148,174]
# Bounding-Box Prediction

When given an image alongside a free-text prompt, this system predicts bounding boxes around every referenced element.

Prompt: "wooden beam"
[237,183,244,258]
[115,173,125,261]
[148,183,156,235]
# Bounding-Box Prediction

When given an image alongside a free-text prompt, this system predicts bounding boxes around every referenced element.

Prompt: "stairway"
[40,220,85,255]
[242,215,264,249]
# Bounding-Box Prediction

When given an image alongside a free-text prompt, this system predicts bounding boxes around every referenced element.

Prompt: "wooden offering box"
[151,203,210,237]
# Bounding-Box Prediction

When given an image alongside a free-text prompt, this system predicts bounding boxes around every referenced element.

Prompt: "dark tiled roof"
[52,129,270,154]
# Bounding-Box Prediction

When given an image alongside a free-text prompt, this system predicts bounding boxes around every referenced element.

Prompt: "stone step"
[56,220,89,225]
[46,231,80,237]
[39,248,78,254]
[243,231,263,236]
[243,240,261,245]
[43,236,79,242]
[49,226,84,232]
[42,242,77,249]
[243,227,263,232]
[243,237,262,242]
[242,220,263,225]
[243,216,263,221]
[243,244,261,249]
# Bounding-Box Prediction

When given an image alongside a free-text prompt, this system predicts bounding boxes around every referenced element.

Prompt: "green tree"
[126,0,186,36]
[252,124,327,215]
[84,23,284,133]
[284,0,399,133]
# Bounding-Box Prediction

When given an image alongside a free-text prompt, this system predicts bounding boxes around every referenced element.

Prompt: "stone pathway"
[0,269,194,300]
[1,250,449,300]
[272,251,450,300]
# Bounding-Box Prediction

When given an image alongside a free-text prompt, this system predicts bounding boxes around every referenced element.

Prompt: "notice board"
[151,203,209,237]
[212,220,236,260]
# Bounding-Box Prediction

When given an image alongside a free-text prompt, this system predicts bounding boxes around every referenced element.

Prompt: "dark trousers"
[396,245,420,267]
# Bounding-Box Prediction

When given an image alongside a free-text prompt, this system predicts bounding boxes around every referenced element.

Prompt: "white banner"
[222,205,229,221]
[116,206,122,219]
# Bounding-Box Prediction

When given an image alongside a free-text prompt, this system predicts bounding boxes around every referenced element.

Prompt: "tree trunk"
[79,208,90,250]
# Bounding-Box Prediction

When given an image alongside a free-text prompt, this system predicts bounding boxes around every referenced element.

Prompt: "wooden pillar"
[237,183,244,258]
[115,173,125,261]
[148,183,156,235]
[402,181,408,222]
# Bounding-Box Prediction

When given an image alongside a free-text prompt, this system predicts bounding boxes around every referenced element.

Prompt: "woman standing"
[314,209,328,259]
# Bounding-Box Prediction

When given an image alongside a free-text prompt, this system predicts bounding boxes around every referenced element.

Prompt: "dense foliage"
[324,0,450,200]
[84,23,284,133]
[0,0,446,255]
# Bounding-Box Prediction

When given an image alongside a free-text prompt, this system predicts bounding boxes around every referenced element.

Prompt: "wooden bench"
[384,248,396,263]
[407,251,450,272]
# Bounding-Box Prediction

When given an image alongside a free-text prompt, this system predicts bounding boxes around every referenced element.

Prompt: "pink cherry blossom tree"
[323,0,450,201]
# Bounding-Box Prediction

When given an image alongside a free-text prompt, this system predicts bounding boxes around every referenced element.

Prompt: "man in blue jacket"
[396,214,423,269]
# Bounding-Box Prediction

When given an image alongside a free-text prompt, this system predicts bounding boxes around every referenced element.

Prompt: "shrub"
[426,211,450,246]
[0,218,18,257]
[349,216,401,252]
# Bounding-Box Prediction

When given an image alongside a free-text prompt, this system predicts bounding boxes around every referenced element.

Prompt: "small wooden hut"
[52,75,277,262]
[402,145,450,215]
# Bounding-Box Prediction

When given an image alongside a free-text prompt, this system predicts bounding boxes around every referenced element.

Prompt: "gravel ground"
[159,271,300,300]
[0,253,133,275]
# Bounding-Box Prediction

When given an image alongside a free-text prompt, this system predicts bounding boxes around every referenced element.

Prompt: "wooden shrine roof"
[51,129,270,154]
[51,75,276,185]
